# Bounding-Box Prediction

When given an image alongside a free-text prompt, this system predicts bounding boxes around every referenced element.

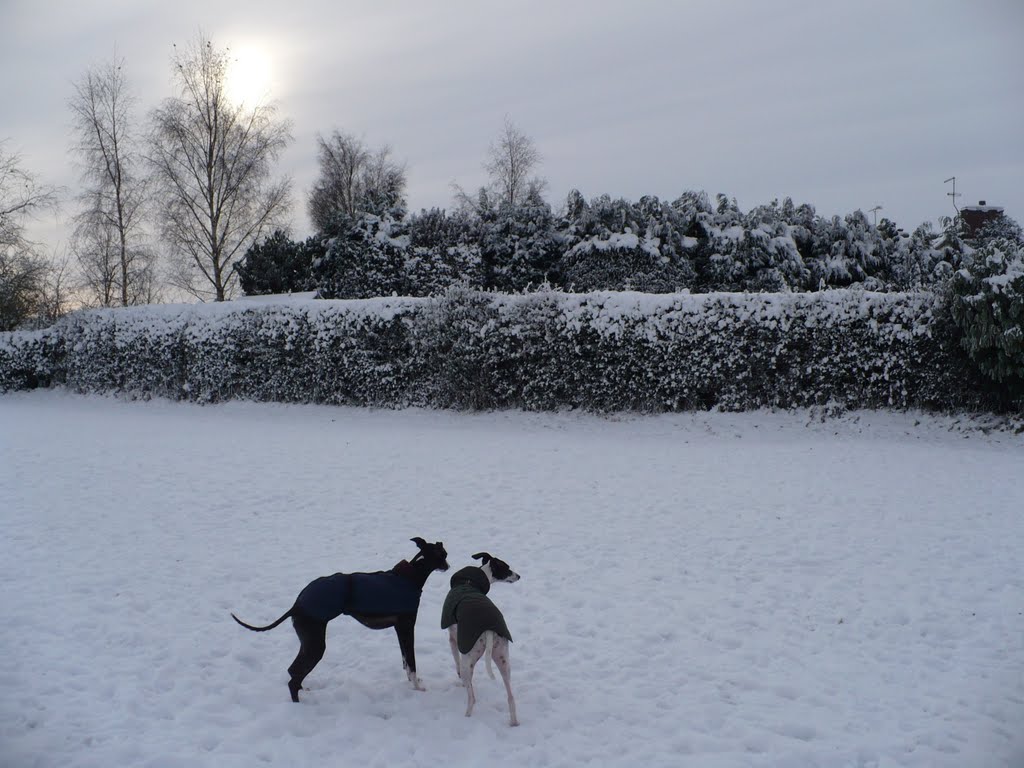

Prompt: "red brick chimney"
[960,200,1004,236]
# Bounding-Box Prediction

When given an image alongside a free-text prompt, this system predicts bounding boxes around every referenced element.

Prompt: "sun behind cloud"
[225,42,275,107]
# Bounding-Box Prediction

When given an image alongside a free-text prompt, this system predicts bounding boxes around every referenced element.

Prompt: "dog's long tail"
[231,608,293,632]
[485,630,496,680]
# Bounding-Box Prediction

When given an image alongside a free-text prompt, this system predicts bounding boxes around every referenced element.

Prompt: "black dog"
[232,537,449,702]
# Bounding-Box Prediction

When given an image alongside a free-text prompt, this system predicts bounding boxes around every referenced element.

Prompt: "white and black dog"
[440,552,521,726]
[232,538,449,702]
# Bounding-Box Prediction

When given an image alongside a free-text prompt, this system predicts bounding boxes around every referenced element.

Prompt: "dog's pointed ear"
[471,552,492,564]
[411,537,427,548]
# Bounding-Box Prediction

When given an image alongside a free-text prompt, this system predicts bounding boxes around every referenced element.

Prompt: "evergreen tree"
[872,217,910,290]
[947,237,1024,400]
[686,194,747,291]
[558,194,693,293]
[772,198,819,287]
[405,208,483,295]
[900,222,946,289]
[476,190,560,292]
[235,230,317,295]
[808,211,883,288]
[731,226,804,292]
[670,191,716,291]
[737,201,808,291]
[638,195,697,288]
[313,212,409,299]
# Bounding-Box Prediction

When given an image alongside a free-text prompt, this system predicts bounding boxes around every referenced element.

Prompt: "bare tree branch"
[69,56,156,307]
[0,142,58,252]
[483,115,545,207]
[149,34,292,301]
[0,143,62,329]
[307,131,406,231]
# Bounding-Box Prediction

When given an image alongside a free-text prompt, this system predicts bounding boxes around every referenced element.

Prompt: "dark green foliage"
[558,193,695,293]
[404,209,484,295]
[947,238,1024,400]
[1,289,1009,413]
[475,192,561,292]
[807,212,884,288]
[275,189,1000,299]
[0,329,55,389]
[313,214,409,299]
[235,230,319,296]
[0,250,49,330]
[313,210,484,299]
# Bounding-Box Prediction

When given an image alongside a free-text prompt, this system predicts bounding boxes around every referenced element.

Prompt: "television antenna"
[944,176,961,215]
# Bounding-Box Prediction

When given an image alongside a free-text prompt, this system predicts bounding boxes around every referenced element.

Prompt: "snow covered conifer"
[808,211,883,288]
[313,212,408,298]
[558,194,694,293]
[235,230,317,296]
[404,208,483,295]
[947,237,1024,399]
[476,191,560,292]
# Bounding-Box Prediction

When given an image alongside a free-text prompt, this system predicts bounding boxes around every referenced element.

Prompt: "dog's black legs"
[395,616,423,690]
[287,613,327,702]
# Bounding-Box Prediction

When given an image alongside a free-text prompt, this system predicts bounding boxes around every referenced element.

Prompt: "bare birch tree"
[307,130,406,231]
[453,115,545,213]
[149,35,292,301]
[69,56,157,307]
[484,115,545,207]
[0,143,59,329]
[37,247,76,324]
[0,143,57,252]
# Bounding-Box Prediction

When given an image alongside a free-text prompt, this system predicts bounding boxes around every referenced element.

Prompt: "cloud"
[3,0,1022,253]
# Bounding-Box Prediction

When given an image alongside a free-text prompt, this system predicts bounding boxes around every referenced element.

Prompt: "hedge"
[0,287,1002,412]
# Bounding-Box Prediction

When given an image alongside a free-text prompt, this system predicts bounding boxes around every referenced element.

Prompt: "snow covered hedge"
[0,329,58,391]
[0,288,997,411]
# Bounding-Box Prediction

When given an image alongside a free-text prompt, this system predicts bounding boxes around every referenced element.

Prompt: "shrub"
[235,230,319,296]
[0,289,1006,412]
[947,238,1024,401]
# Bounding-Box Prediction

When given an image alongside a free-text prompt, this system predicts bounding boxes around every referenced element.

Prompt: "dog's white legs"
[490,635,518,726]
[448,626,463,682]
[407,668,425,691]
[460,636,487,717]
[401,653,420,689]
[484,630,496,680]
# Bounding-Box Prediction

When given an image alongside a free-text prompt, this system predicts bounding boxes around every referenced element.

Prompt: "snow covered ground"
[1,390,1022,768]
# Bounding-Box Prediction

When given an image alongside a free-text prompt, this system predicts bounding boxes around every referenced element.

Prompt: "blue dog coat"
[295,563,422,622]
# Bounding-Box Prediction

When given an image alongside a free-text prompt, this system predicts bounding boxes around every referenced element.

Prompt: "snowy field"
[1,390,1023,768]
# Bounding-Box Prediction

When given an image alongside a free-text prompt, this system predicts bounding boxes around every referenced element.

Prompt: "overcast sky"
[3,0,1023,253]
